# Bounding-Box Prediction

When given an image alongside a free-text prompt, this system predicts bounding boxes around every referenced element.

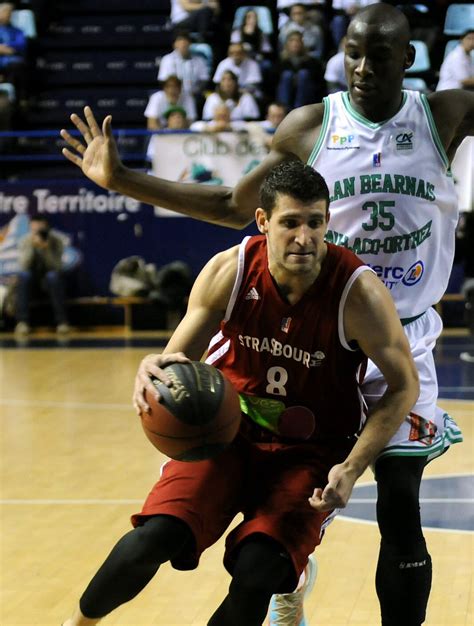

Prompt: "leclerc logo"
[395,130,414,151]
[402,261,424,286]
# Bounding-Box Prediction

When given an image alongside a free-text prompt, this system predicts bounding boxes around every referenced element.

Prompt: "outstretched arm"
[310,270,419,511]
[60,105,323,228]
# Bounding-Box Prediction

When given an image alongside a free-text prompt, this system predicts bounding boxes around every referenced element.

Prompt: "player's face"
[344,21,410,116]
[258,193,329,278]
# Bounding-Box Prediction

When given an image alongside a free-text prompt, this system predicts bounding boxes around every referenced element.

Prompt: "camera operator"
[14,215,70,336]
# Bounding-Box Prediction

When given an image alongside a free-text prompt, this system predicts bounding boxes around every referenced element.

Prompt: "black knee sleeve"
[80,515,192,618]
[376,539,432,626]
[375,456,431,625]
[208,537,293,626]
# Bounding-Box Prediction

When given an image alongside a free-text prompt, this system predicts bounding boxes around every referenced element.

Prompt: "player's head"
[0,2,14,25]
[344,3,414,113]
[256,161,330,277]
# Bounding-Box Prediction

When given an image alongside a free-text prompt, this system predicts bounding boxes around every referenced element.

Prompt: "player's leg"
[374,454,430,626]
[208,536,294,626]
[63,515,193,626]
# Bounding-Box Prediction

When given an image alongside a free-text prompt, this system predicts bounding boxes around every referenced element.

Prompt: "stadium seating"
[406,40,431,73]
[41,14,173,49]
[443,3,474,36]
[10,9,37,38]
[402,77,428,92]
[54,0,170,14]
[190,43,213,74]
[35,50,160,86]
[232,6,274,35]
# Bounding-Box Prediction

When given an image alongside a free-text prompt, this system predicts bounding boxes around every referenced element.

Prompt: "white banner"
[151,131,268,216]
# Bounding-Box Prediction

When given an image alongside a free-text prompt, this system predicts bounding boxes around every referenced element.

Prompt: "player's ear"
[404,43,415,70]
[255,207,268,233]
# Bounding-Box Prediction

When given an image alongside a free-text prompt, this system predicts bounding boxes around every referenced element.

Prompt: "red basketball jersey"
[206,236,371,443]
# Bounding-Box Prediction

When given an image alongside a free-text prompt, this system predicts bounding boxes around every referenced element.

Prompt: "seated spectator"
[163,105,189,130]
[276,30,325,110]
[190,103,248,132]
[145,75,196,130]
[213,42,262,99]
[158,31,209,98]
[202,70,260,121]
[324,36,347,93]
[170,0,219,42]
[14,215,70,336]
[279,3,325,59]
[436,30,474,92]
[0,1,27,100]
[246,101,288,149]
[277,0,327,29]
[230,8,273,62]
[259,101,287,130]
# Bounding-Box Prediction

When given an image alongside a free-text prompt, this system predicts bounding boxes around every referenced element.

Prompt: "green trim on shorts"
[400,311,425,326]
[377,413,463,463]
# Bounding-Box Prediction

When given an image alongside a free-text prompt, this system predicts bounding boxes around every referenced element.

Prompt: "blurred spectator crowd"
[0,0,473,159]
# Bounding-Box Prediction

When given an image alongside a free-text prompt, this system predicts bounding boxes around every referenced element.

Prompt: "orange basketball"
[141,361,241,461]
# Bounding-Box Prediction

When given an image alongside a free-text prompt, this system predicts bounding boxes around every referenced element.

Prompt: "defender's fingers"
[70,113,93,144]
[62,148,83,167]
[84,106,102,137]
[102,115,113,138]
[60,129,85,154]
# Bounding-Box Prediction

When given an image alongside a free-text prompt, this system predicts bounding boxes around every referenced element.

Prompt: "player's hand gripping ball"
[141,361,241,461]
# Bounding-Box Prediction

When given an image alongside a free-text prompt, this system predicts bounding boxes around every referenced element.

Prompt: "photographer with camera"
[14,215,70,336]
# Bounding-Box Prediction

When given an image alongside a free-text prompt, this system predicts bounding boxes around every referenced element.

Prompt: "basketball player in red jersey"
[62,162,419,626]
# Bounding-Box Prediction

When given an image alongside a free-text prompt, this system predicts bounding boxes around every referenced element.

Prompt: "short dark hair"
[30,214,50,225]
[174,30,191,42]
[259,160,330,216]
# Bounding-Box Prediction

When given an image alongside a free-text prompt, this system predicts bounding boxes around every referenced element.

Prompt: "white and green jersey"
[308,90,458,319]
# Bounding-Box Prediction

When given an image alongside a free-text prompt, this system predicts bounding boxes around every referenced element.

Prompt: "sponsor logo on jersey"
[238,334,325,369]
[394,129,415,151]
[364,261,425,290]
[402,260,424,286]
[327,133,360,150]
[245,287,260,300]
[408,411,436,445]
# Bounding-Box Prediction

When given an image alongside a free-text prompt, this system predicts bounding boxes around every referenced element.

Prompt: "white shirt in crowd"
[144,90,197,126]
[332,0,379,11]
[158,50,209,95]
[189,119,249,132]
[436,43,474,91]
[324,50,347,90]
[202,91,260,121]
[213,57,262,90]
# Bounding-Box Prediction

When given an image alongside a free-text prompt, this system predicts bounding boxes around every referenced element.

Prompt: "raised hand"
[60,106,123,190]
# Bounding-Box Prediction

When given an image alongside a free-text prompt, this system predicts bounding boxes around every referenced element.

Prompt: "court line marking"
[0,398,132,411]
[349,498,473,503]
[336,515,474,534]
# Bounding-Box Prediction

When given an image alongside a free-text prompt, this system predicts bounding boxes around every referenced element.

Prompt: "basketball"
[140,361,242,461]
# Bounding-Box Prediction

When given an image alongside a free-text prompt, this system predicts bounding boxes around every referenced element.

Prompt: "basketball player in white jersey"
[61,4,473,624]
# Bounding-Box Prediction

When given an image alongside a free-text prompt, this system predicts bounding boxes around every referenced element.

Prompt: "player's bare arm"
[61,104,324,228]
[310,270,419,511]
[133,246,239,415]
[427,90,474,161]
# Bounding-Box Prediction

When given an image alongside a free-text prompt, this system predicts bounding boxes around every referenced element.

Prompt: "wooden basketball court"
[1,329,472,625]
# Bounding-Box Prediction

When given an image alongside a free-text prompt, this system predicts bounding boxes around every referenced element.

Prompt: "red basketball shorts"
[132,435,353,588]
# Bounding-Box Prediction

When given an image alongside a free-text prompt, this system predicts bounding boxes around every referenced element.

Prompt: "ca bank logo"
[328,133,360,150]
[395,129,415,151]
[402,260,424,286]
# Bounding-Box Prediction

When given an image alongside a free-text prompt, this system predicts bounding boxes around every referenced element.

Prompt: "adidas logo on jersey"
[245,287,260,300]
